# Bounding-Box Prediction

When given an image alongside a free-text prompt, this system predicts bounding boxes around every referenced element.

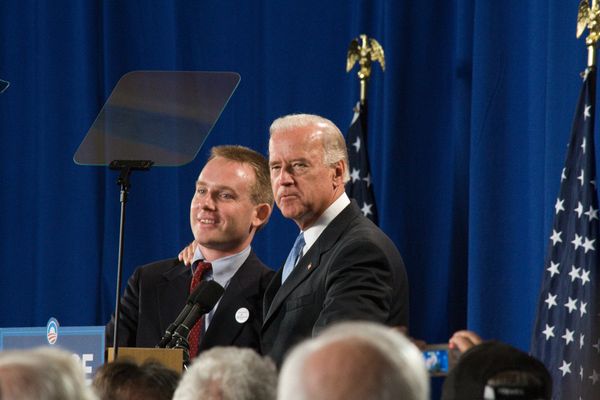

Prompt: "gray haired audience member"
[0,346,97,400]
[172,346,277,400]
[92,359,180,400]
[278,321,429,400]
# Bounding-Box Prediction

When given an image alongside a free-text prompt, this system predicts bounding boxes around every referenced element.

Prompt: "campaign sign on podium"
[0,318,105,381]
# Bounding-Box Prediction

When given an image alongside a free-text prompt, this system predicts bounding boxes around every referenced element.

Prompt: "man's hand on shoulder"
[178,241,196,266]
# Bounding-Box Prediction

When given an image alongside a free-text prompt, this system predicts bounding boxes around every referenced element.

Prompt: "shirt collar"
[302,192,350,252]
[191,245,251,288]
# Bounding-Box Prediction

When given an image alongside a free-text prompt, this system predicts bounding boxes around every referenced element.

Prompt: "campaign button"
[235,307,249,324]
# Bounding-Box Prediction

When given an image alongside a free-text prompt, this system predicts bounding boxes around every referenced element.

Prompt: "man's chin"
[196,239,227,250]
[280,210,310,228]
[280,209,301,221]
[278,203,300,216]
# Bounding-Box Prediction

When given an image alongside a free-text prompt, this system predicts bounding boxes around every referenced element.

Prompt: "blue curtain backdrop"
[0,0,590,354]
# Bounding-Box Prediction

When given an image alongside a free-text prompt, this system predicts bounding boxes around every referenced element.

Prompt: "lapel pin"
[235,307,250,324]
[307,263,312,270]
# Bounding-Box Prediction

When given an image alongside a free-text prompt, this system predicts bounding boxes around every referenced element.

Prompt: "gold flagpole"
[577,0,600,67]
[346,34,386,105]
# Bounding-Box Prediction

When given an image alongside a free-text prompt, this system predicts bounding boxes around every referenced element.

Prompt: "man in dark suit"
[262,114,409,365]
[106,145,275,356]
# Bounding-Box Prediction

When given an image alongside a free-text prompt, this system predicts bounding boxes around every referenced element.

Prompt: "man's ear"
[332,160,346,188]
[252,203,272,230]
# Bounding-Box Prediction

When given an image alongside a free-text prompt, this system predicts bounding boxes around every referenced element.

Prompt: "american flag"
[531,67,600,399]
[345,102,378,224]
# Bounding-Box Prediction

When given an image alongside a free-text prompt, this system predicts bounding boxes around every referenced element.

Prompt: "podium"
[107,347,184,373]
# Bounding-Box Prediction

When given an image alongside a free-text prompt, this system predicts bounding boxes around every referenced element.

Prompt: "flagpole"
[344,34,385,224]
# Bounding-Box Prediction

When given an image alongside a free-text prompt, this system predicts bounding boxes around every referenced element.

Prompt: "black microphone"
[166,280,224,349]
[156,281,211,348]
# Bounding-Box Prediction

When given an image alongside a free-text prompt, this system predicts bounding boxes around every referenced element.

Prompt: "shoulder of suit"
[135,257,187,280]
[241,253,273,275]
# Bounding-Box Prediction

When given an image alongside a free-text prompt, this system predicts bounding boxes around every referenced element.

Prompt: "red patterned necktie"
[188,260,212,359]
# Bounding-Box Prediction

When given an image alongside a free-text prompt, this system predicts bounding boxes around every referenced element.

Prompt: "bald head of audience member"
[92,360,180,400]
[173,346,277,400]
[278,321,429,400]
[0,347,97,400]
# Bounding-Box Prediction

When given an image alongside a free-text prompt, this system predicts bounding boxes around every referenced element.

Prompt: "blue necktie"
[281,232,305,283]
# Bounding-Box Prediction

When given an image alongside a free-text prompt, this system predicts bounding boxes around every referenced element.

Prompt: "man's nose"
[202,195,216,209]
[193,193,216,210]
[279,168,294,185]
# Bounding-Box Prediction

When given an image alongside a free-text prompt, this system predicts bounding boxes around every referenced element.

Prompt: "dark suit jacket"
[106,251,274,354]
[261,201,409,365]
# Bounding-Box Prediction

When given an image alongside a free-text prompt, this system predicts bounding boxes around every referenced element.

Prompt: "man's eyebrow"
[195,181,236,192]
[269,158,309,165]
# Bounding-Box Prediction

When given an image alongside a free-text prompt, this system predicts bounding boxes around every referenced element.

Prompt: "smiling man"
[106,145,275,357]
[261,114,409,365]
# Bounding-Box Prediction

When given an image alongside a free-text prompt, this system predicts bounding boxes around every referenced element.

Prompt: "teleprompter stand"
[74,71,240,362]
[109,160,153,358]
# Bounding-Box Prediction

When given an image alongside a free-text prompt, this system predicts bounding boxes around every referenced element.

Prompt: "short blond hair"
[208,145,273,207]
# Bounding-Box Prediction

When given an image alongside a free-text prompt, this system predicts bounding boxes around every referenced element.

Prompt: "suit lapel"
[201,272,244,347]
[263,202,361,326]
[156,261,190,334]
[201,253,259,349]
[263,247,320,324]
[263,268,282,319]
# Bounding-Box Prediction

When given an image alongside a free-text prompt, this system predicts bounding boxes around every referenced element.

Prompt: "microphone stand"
[109,160,153,359]
[173,337,191,367]
[165,324,192,367]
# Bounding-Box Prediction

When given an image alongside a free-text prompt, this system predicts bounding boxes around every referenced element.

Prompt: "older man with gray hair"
[278,321,429,400]
[262,114,408,366]
[173,346,277,400]
[0,346,97,400]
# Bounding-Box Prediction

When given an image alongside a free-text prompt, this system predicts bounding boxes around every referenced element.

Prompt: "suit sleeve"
[105,268,142,347]
[313,236,396,335]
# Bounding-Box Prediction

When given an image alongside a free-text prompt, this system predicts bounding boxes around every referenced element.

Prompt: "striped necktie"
[188,260,212,358]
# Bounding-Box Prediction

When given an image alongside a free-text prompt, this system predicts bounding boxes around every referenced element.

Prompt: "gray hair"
[173,347,277,400]
[269,114,350,183]
[0,346,97,400]
[278,321,429,400]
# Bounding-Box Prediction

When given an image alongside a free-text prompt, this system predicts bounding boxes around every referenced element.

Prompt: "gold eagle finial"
[346,34,385,104]
[346,34,385,79]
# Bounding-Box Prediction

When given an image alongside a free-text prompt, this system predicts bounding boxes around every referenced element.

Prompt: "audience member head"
[441,340,552,400]
[172,346,277,400]
[278,321,429,400]
[92,359,180,400]
[268,114,349,230]
[0,346,97,400]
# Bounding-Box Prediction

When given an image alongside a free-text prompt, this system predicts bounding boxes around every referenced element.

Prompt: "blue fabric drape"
[0,1,590,356]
